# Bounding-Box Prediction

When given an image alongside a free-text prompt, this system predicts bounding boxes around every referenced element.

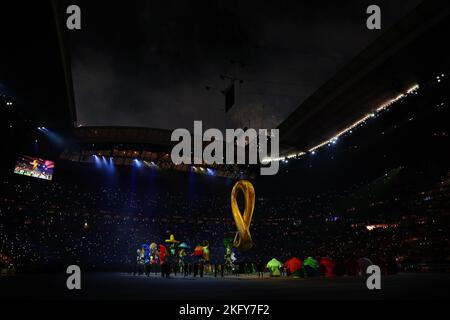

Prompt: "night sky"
[66,0,422,131]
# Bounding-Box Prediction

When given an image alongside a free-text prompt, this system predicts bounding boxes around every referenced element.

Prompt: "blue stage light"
[133,159,143,168]
[39,127,64,147]
[93,154,102,168]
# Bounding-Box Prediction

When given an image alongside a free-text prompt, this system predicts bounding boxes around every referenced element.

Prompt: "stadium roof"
[58,0,426,131]
[53,1,450,157]
[74,126,173,146]
[277,0,450,156]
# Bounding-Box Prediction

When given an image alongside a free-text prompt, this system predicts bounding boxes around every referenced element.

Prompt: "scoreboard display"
[13,155,55,181]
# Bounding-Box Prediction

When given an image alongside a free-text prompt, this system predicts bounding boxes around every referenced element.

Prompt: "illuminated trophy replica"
[230,180,255,252]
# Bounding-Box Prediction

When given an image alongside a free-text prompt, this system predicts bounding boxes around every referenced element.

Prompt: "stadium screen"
[13,155,54,181]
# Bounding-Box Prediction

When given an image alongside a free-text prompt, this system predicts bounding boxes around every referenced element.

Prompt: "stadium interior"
[1,0,450,300]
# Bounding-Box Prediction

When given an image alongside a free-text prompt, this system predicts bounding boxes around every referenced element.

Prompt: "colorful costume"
[303,257,319,277]
[266,258,282,277]
[159,245,167,264]
[284,257,302,277]
[165,234,179,256]
[150,243,159,265]
[319,257,335,277]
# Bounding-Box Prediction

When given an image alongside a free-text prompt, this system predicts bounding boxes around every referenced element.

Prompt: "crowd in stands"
[1,163,449,274]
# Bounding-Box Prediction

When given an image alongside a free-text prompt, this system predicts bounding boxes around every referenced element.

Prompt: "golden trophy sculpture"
[231,180,255,251]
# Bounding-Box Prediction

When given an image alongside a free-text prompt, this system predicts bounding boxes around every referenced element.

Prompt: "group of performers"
[133,181,252,277]
[133,234,237,277]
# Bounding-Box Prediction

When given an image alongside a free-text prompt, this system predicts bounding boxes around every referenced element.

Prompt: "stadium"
[1,0,450,302]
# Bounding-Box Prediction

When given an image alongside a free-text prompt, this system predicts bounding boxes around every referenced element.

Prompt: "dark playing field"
[1,272,449,300]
